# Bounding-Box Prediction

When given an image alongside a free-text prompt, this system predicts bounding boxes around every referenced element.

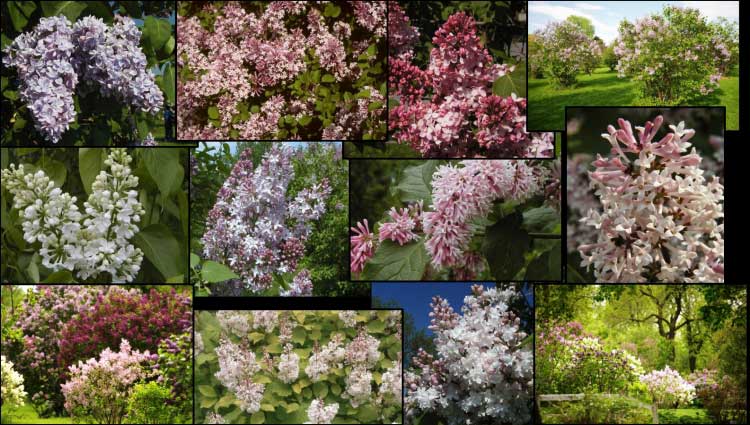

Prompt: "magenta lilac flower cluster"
[177,1,386,140]
[388,4,553,158]
[201,146,331,295]
[2,15,163,143]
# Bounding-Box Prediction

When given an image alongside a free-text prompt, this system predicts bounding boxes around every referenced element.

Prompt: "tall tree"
[566,15,595,37]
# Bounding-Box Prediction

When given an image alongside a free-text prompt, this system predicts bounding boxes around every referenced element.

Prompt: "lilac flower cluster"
[533,20,602,87]
[640,366,696,407]
[405,285,532,424]
[201,146,331,295]
[3,15,163,143]
[578,116,724,282]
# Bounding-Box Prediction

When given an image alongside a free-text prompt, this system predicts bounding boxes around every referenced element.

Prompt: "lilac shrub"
[201,146,331,295]
[578,116,724,282]
[639,366,696,407]
[2,15,163,143]
[405,285,532,425]
[177,1,386,140]
[615,6,735,102]
[533,20,602,87]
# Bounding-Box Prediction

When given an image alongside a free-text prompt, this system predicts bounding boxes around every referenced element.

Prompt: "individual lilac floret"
[2,16,78,143]
[579,116,724,282]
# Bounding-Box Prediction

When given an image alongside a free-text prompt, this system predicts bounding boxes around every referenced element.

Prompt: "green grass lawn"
[659,408,714,424]
[1,401,72,424]
[528,67,739,131]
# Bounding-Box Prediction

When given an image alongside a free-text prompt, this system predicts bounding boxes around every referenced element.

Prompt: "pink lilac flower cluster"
[60,339,153,423]
[578,116,724,282]
[177,1,386,140]
[405,285,532,424]
[351,161,546,278]
[688,369,720,393]
[201,146,331,295]
[3,15,163,143]
[640,366,696,407]
[388,5,553,158]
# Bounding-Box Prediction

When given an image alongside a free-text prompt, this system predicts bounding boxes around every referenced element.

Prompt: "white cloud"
[678,1,739,20]
[576,2,604,10]
[529,1,619,43]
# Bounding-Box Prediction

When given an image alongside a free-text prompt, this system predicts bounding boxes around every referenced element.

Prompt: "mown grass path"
[528,67,739,131]
[1,401,73,424]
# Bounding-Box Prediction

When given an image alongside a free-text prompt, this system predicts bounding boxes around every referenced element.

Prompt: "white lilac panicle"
[216,310,250,337]
[214,339,265,414]
[305,399,339,424]
[578,116,724,282]
[277,343,300,384]
[1,149,144,282]
[405,285,533,425]
[3,15,163,143]
[201,146,332,295]
[1,355,27,407]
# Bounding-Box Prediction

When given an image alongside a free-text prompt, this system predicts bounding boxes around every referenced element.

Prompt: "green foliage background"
[1,148,189,283]
[1,1,176,145]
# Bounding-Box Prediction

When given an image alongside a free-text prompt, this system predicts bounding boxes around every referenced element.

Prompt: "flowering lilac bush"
[405,285,532,425]
[536,321,644,394]
[195,310,402,424]
[198,145,332,296]
[1,285,191,417]
[1,1,174,145]
[351,160,561,280]
[577,116,724,282]
[532,20,602,87]
[388,3,552,158]
[1,354,27,408]
[177,1,386,140]
[614,6,737,102]
[639,366,696,407]
[61,339,153,424]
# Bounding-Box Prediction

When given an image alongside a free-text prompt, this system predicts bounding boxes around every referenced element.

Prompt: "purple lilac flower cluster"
[2,15,163,143]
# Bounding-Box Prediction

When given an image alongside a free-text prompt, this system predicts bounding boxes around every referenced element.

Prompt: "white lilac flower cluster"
[1,355,27,408]
[201,146,331,295]
[207,310,402,423]
[578,116,724,282]
[405,285,533,425]
[640,366,696,407]
[2,16,163,143]
[305,399,339,424]
[2,149,145,282]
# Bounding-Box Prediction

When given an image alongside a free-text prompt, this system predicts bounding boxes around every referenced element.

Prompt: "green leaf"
[525,241,561,280]
[42,159,67,188]
[356,89,371,99]
[134,224,186,280]
[323,3,341,17]
[261,403,275,412]
[83,1,113,22]
[522,206,561,233]
[361,240,428,281]
[26,259,39,282]
[321,74,336,83]
[367,319,385,334]
[207,106,219,120]
[42,270,75,283]
[40,1,87,21]
[142,16,172,53]
[312,381,328,398]
[201,260,238,283]
[356,404,379,424]
[393,161,437,204]
[250,411,265,424]
[165,274,184,283]
[368,101,383,112]
[268,380,293,397]
[197,385,217,398]
[78,148,106,195]
[7,1,36,32]
[492,62,527,97]
[292,327,306,344]
[143,149,183,196]
[162,35,175,56]
[190,253,200,269]
[118,0,141,18]
[298,115,312,126]
[482,211,530,280]
[331,383,342,396]
[285,403,300,413]
[215,394,236,409]
[161,63,176,106]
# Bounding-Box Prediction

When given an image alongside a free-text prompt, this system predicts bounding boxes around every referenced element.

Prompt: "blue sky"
[529,1,740,43]
[372,283,533,335]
